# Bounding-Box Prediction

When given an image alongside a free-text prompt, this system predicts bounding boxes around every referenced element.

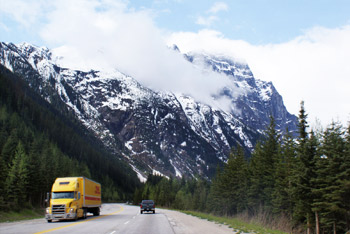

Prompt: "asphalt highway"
[0,203,237,234]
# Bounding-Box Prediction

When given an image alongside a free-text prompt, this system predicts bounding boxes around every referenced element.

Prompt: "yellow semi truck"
[45,177,101,222]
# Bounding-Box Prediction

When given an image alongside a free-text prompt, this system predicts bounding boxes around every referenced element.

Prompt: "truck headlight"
[69,208,74,213]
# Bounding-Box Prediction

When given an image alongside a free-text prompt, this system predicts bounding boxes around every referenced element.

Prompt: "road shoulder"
[159,208,237,234]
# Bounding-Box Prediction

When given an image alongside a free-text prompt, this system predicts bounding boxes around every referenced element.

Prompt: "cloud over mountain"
[38,0,235,110]
[167,26,350,126]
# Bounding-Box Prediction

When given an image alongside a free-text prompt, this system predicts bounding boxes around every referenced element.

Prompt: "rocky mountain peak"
[0,42,297,180]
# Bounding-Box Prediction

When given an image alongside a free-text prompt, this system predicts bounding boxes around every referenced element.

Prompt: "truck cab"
[45,177,101,222]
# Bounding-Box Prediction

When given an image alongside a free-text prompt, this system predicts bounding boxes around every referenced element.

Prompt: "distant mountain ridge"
[0,42,297,180]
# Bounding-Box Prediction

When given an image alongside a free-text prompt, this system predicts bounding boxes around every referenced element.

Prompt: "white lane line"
[124,221,130,225]
[110,231,116,234]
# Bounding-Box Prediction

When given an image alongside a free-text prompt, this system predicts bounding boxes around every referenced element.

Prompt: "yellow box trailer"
[45,177,101,222]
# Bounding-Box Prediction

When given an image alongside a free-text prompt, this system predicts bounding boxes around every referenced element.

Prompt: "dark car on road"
[140,200,155,214]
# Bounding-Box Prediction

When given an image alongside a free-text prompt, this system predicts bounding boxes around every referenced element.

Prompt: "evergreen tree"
[312,122,348,233]
[344,124,350,231]
[208,145,248,215]
[292,102,317,233]
[133,187,143,205]
[1,128,19,163]
[192,178,209,212]
[174,188,187,210]
[0,106,9,150]
[298,101,309,146]
[5,142,30,209]
[248,116,280,212]
[247,141,264,210]
[272,128,296,215]
[0,147,6,209]
[207,164,224,214]
[27,133,44,205]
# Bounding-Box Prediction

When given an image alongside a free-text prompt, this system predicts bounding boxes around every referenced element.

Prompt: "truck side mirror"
[45,192,50,203]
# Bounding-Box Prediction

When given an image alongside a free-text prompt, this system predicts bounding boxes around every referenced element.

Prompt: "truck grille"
[52,204,66,214]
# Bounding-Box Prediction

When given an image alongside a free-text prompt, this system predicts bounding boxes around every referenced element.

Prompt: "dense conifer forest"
[134,104,350,233]
[0,65,141,210]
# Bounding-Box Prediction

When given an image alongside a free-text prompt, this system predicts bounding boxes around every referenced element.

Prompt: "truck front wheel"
[47,219,52,223]
[83,209,87,219]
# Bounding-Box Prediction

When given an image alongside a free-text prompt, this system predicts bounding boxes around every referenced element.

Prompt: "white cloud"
[208,2,228,14]
[39,0,235,110]
[167,26,350,126]
[0,0,47,27]
[195,15,218,27]
[195,1,228,27]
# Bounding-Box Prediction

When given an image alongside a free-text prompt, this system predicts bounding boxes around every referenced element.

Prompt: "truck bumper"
[46,213,77,221]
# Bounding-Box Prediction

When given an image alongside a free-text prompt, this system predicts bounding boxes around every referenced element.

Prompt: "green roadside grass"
[0,208,44,222]
[181,210,288,234]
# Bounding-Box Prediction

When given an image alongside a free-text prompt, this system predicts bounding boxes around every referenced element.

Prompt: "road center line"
[34,205,124,234]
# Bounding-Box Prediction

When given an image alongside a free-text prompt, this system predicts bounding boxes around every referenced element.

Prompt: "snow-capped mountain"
[0,42,297,180]
[184,52,297,135]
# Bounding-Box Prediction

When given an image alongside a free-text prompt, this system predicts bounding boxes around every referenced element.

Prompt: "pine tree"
[312,122,348,233]
[248,116,280,212]
[228,145,249,213]
[208,145,248,215]
[207,164,224,214]
[298,101,309,146]
[344,124,350,231]
[174,188,187,210]
[133,187,143,205]
[1,128,19,163]
[0,106,9,150]
[272,128,296,216]
[27,132,45,206]
[5,142,30,209]
[192,178,208,212]
[248,141,264,209]
[0,150,6,209]
[291,101,317,233]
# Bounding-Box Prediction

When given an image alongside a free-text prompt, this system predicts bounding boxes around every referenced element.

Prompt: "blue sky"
[2,0,350,46]
[132,0,350,44]
[1,0,350,126]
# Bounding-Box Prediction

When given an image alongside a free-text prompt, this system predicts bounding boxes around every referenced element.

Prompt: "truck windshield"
[52,192,74,199]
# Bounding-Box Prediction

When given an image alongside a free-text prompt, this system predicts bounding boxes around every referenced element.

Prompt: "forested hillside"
[0,65,141,210]
[134,104,350,233]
